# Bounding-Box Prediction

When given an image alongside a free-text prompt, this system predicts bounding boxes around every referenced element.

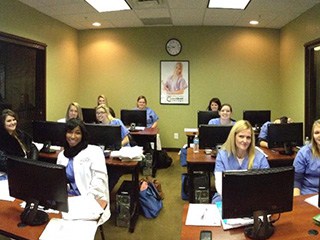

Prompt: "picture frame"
[0,64,5,100]
[160,60,189,105]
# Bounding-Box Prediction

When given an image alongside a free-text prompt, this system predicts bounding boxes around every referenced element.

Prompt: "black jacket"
[0,127,38,172]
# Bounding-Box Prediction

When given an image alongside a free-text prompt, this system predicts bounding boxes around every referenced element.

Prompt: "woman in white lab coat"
[57,118,110,224]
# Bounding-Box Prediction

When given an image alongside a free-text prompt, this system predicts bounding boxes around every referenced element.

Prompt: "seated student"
[57,118,110,224]
[212,120,269,203]
[97,94,115,118]
[257,116,293,148]
[0,109,38,172]
[58,102,83,122]
[206,97,221,112]
[208,103,235,125]
[135,95,159,128]
[293,119,320,196]
[96,104,130,147]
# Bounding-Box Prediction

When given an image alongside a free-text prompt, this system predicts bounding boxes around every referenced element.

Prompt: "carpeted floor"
[95,151,186,240]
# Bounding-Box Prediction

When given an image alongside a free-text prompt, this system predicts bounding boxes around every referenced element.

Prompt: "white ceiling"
[18,0,320,30]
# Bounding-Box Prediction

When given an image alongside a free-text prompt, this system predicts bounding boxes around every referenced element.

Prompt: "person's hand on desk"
[293,188,301,196]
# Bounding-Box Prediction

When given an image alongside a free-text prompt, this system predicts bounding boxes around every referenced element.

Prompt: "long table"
[39,150,140,233]
[181,194,320,239]
[186,147,296,202]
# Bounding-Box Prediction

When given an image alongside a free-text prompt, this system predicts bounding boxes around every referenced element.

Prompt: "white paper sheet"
[304,194,319,209]
[184,128,198,133]
[62,196,104,220]
[185,203,221,226]
[39,218,98,240]
[0,179,15,201]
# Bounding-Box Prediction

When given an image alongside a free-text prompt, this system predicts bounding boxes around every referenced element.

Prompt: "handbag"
[139,180,163,218]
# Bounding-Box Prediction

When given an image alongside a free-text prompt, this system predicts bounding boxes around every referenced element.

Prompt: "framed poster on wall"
[160,60,189,105]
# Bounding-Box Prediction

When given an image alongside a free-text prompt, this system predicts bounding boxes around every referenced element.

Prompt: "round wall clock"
[166,38,182,56]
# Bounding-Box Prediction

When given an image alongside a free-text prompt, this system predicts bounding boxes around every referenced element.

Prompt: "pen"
[201,208,208,220]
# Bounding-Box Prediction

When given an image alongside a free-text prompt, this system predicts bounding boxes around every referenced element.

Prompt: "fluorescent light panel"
[208,0,251,10]
[85,0,131,12]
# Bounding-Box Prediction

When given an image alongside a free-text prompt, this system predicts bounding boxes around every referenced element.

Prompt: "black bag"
[156,150,172,169]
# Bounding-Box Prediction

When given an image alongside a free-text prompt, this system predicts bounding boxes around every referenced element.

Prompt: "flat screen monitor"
[267,122,303,155]
[32,121,66,152]
[7,156,68,226]
[199,125,232,149]
[222,166,294,239]
[82,108,96,123]
[120,109,147,127]
[85,123,122,150]
[197,111,219,127]
[243,110,271,129]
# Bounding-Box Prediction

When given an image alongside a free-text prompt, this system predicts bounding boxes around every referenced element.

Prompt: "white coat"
[57,144,110,225]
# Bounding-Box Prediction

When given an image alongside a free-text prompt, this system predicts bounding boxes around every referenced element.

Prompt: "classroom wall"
[78,27,280,148]
[2,0,320,148]
[0,0,79,118]
[279,4,320,124]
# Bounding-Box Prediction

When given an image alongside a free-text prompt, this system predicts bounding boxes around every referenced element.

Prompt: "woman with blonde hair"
[212,120,269,203]
[95,104,129,146]
[96,94,115,117]
[58,102,83,122]
[293,119,320,196]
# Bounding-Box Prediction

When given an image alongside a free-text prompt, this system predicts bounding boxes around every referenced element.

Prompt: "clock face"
[166,38,182,56]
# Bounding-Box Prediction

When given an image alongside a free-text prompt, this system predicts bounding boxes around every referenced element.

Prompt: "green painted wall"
[1,0,320,148]
[78,27,280,148]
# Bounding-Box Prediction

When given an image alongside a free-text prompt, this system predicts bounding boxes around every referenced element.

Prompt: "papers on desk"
[110,146,144,161]
[39,218,98,240]
[304,194,319,209]
[215,201,253,230]
[33,142,61,151]
[184,128,198,133]
[62,196,104,221]
[0,178,15,201]
[186,204,221,226]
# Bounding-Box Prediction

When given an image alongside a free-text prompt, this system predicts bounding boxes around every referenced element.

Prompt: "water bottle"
[193,135,199,153]
[304,136,310,145]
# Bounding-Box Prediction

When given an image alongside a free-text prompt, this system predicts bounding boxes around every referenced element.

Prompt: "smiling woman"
[0,109,39,172]
[211,120,270,203]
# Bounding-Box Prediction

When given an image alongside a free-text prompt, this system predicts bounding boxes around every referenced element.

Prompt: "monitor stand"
[19,201,49,227]
[244,210,274,240]
[279,143,293,155]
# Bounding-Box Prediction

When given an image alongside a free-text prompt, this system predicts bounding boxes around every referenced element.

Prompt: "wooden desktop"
[181,194,320,240]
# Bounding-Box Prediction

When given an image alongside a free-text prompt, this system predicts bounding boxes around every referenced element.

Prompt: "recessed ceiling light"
[208,0,251,10]
[314,46,320,51]
[92,22,101,27]
[249,20,259,25]
[85,0,131,12]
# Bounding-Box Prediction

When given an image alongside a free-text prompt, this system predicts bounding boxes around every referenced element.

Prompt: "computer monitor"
[197,111,219,127]
[32,121,66,153]
[85,123,122,150]
[222,166,294,239]
[82,108,97,123]
[120,109,147,127]
[7,156,68,226]
[199,125,232,149]
[243,110,271,129]
[267,122,303,155]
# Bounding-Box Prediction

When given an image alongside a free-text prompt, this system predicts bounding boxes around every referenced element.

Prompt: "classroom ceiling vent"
[140,17,172,26]
[129,0,164,9]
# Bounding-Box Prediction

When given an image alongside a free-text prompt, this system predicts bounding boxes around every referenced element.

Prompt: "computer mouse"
[308,229,318,235]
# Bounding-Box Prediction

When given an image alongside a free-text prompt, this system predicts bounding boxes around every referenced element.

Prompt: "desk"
[0,199,60,240]
[39,151,140,233]
[0,198,107,240]
[186,147,296,203]
[130,127,159,177]
[181,195,320,240]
